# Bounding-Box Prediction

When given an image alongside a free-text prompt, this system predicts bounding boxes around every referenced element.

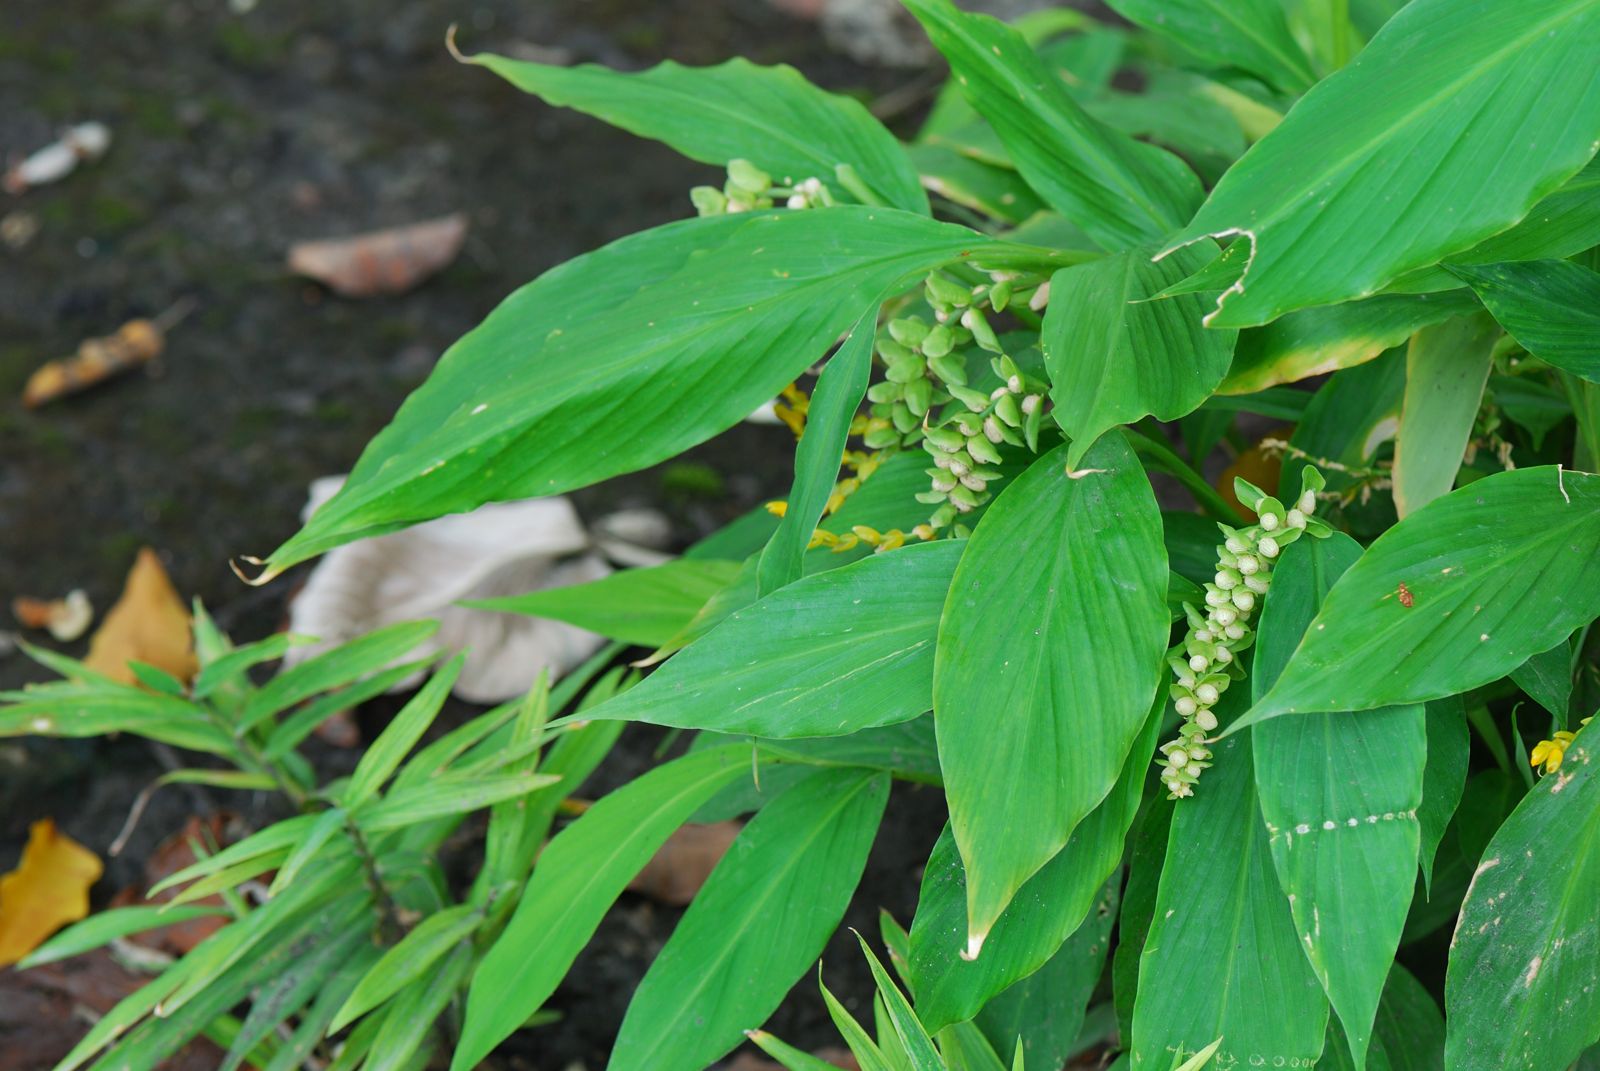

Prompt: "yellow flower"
[1531,731,1577,774]
[765,500,787,518]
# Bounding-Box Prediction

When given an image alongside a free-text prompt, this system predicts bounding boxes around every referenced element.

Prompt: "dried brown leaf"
[0,819,103,966]
[288,213,468,297]
[84,548,197,685]
[626,820,742,906]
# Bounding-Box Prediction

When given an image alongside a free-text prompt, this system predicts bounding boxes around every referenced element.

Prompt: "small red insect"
[1398,582,1415,608]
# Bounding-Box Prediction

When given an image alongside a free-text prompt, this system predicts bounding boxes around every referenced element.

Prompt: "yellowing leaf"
[84,548,197,685]
[0,819,103,966]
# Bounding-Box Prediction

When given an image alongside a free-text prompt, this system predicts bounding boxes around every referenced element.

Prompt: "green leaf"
[469,559,742,647]
[1418,697,1470,891]
[465,52,927,214]
[858,935,944,1071]
[453,745,756,1071]
[191,632,311,699]
[1388,158,1600,293]
[1444,718,1600,1070]
[821,970,893,1071]
[610,768,888,1071]
[971,878,1119,1071]
[362,943,472,1071]
[1392,315,1498,518]
[1163,0,1600,327]
[1131,718,1329,1069]
[1447,259,1600,383]
[575,541,961,738]
[909,143,1045,224]
[749,1030,855,1071]
[935,433,1168,949]
[759,316,875,595]
[1511,635,1574,723]
[1372,964,1446,1071]
[1104,0,1315,94]
[265,208,1016,574]
[17,905,227,968]
[239,621,439,731]
[331,904,482,1031]
[907,701,1158,1033]
[342,655,463,808]
[355,772,559,832]
[1252,534,1426,1069]
[1112,800,1171,1044]
[903,0,1202,250]
[1044,243,1238,468]
[1219,291,1478,394]
[1239,467,1600,725]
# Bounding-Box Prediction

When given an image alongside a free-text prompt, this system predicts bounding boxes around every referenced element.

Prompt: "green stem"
[1125,428,1246,522]
[1466,702,1513,775]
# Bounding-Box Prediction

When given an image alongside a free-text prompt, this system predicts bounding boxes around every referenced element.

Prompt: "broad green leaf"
[17,905,226,968]
[1112,800,1171,1044]
[1252,534,1425,1069]
[903,0,1202,250]
[1104,0,1315,94]
[331,903,481,1031]
[737,714,943,786]
[1444,718,1600,1070]
[465,52,927,214]
[610,768,888,1071]
[1241,467,1600,725]
[1388,159,1600,293]
[1392,315,1497,518]
[1084,80,1247,186]
[907,701,1159,1032]
[1044,243,1238,468]
[936,433,1167,949]
[575,541,961,738]
[469,559,742,647]
[759,317,875,595]
[1131,717,1329,1069]
[909,143,1045,224]
[1511,635,1574,723]
[972,878,1119,1071]
[453,745,755,1071]
[342,655,463,808]
[1447,259,1600,382]
[1372,964,1446,1071]
[1418,697,1469,890]
[1219,291,1478,394]
[1163,0,1600,327]
[264,209,1021,574]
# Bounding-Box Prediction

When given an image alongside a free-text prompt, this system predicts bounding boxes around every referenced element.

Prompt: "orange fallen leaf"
[1216,426,1292,517]
[84,548,197,685]
[0,819,103,966]
[627,820,741,906]
[288,214,468,297]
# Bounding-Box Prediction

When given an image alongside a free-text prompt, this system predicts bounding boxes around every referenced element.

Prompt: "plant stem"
[1125,428,1246,522]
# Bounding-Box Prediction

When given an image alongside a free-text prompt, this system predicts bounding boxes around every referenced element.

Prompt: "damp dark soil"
[0,1,951,1067]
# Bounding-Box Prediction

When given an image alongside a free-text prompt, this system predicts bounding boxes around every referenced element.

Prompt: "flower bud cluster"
[691,159,835,215]
[1159,468,1331,799]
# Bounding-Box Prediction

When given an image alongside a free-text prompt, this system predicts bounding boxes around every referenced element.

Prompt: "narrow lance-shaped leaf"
[1238,467,1600,726]
[1162,0,1600,327]
[1392,314,1497,518]
[1252,533,1426,1070]
[263,208,1024,574]
[468,559,742,648]
[610,768,888,1071]
[936,433,1168,952]
[1104,0,1315,95]
[1445,718,1600,1070]
[574,541,962,738]
[1131,700,1329,1069]
[453,745,756,1071]
[1044,243,1238,469]
[463,51,928,214]
[1446,259,1600,383]
[758,315,875,595]
[1418,696,1469,891]
[902,0,1202,250]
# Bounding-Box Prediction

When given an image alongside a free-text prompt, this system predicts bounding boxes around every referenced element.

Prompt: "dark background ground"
[0,0,975,1067]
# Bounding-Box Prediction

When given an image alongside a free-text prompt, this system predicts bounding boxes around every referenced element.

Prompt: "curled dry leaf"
[0,819,103,967]
[11,590,93,642]
[626,820,742,906]
[287,213,468,297]
[3,122,112,195]
[286,477,669,702]
[21,300,192,409]
[110,814,238,956]
[84,548,197,685]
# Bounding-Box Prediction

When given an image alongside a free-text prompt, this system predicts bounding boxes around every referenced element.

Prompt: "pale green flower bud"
[1299,490,1317,513]
[888,317,930,347]
[1195,683,1220,706]
[728,158,771,191]
[1231,589,1255,612]
[1287,508,1308,529]
[1237,555,1260,575]
[1224,622,1247,641]
[1215,569,1240,590]
[1175,695,1198,717]
[1257,535,1280,558]
[1260,512,1280,531]
[1188,653,1208,673]
[966,435,1002,466]
[690,185,728,215]
[1195,709,1219,732]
